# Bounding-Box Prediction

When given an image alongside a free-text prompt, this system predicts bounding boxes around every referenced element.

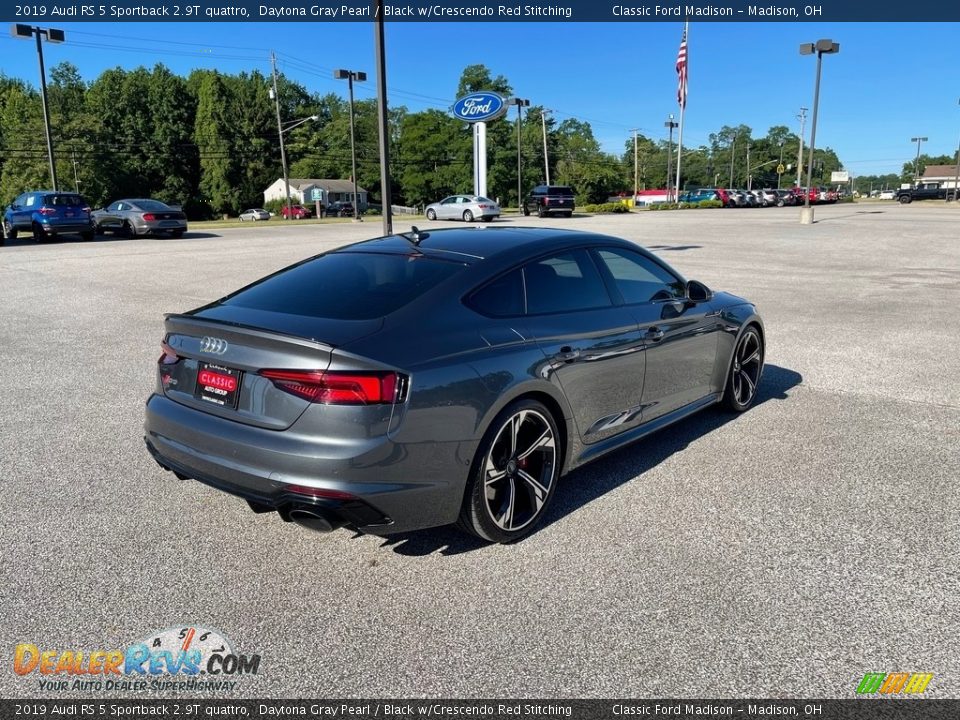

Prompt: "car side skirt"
[572,392,722,468]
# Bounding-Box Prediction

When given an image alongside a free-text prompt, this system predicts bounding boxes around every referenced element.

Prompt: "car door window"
[441,197,455,205]
[523,249,611,315]
[594,248,686,304]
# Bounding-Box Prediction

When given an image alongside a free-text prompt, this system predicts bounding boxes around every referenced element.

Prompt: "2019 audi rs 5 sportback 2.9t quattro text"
[144,227,764,543]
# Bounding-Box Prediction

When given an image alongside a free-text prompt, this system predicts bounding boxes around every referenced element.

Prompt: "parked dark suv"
[3,190,95,244]
[522,185,576,218]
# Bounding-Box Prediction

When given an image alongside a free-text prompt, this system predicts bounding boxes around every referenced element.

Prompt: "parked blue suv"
[2,190,95,244]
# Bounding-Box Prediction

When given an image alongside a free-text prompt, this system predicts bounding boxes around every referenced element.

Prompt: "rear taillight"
[159,341,180,365]
[38,207,56,216]
[543,198,550,205]
[259,369,402,405]
[82,206,91,213]
[142,213,156,221]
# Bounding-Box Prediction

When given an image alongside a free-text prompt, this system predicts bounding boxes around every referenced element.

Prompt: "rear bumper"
[38,220,93,234]
[135,221,187,234]
[143,393,465,534]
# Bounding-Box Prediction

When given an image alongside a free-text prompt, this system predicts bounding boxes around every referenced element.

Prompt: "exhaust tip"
[289,508,345,533]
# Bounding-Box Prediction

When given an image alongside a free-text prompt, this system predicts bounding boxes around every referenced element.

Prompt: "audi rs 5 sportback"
[145,227,765,543]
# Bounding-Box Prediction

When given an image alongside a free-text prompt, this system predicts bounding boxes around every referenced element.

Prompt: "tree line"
[1,61,853,216]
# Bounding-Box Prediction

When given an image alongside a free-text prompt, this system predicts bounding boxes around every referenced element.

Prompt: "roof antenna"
[406,225,429,245]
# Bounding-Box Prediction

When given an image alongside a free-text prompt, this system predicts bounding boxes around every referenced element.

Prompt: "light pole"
[795,107,808,187]
[12,24,64,191]
[373,3,393,234]
[665,115,678,200]
[335,68,367,221]
[510,97,530,209]
[953,98,960,202]
[540,109,551,185]
[630,128,639,201]
[910,136,928,184]
[777,140,785,189]
[728,133,737,189]
[276,115,319,215]
[799,39,840,225]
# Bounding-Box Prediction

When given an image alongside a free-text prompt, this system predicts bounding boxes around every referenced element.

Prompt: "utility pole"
[778,141,785,189]
[665,115,678,200]
[910,136,928,183]
[746,143,752,190]
[729,134,737,188]
[71,150,79,192]
[373,4,393,234]
[630,128,639,201]
[270,52,292,220]
[540,109,551,185]
[796,107,808,187]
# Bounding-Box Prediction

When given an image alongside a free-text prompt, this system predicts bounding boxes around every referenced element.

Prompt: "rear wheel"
[426,209,437,221]
[463,210,474,222]
[723,326,764,412]
[122,221,136,238]
[32,223,46,243]
[521,203,530,217]
[537,205,546,218]
[458,399,560,543]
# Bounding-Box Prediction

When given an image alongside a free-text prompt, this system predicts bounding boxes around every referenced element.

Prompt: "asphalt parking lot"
[1,203,958,698]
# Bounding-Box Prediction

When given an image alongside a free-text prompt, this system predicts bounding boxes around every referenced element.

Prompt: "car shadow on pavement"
[371,364,803,557]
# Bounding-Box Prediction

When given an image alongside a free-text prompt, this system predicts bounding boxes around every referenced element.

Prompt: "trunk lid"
[159,312,382,430]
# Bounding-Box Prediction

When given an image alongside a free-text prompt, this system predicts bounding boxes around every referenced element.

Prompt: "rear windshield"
[133,199,172,211]
[43,194,86,207]
[547,186,575,196]
[222,252,466,321]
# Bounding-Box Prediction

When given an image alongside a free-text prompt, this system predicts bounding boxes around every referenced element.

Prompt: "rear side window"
[548,186,575,196]
[524,250,611,315]
[43,194,85,207]
[468,269,524,317]
[223,252,466,321]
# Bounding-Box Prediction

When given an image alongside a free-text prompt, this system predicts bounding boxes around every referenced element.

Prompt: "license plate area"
[196,362,242,408]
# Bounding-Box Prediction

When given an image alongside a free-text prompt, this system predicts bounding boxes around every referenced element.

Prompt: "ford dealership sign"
[452,92,507,123]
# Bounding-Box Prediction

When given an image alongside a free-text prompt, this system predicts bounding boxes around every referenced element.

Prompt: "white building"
[263,178,369,208]
[920,164,960,189]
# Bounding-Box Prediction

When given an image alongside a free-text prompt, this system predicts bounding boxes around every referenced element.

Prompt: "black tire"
[426,209,436,221]
[776,199,785,207]
[122,221,135,238]
[463,210,474,222]
[723,326,764,412]
[32,223,46,243]
[3,220,18,240]
[898,194,912,204]
[521,204,530,217]
[80,231,94,241]
[457,398,561,543]
[564,211,573,218]
[537,205,546,218]
[93,223,103,236]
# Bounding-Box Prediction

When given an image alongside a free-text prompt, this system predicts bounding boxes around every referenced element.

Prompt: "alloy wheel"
[731,329,763,407]
[482,409,557,532]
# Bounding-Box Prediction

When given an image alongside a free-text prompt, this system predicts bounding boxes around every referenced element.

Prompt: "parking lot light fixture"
[910,136,928,184]
[799,39,840,225]
[953,99,960,202]
[11,23,64,191]
[335,69,368,221]
[664,115,678,201]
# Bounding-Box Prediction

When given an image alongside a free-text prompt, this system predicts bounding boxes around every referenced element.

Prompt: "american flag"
[676,26,688,108]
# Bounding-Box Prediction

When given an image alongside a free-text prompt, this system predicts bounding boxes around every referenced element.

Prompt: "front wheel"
[426,209,436,221]
[458,399,561,543]
[723,326,764,412]
[898,195,912,204]
[463,210,474,222]
[2,220,16,240]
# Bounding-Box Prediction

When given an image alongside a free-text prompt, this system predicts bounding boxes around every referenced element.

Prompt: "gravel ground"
[1,203,957,699]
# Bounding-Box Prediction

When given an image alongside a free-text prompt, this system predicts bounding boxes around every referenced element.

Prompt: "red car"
[281,204,312,219]
[792,186,819,204]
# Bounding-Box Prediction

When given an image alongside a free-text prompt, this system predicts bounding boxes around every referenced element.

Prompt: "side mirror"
[686,280,713,303]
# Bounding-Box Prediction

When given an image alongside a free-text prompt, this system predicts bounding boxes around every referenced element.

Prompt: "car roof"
[339,227,639,264]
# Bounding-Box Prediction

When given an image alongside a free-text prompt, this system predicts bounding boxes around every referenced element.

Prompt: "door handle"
[556,346,580,363]
[645,327,665,342]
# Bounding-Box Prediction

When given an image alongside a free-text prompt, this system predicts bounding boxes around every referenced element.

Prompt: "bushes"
[582,202,631,214]
[645,199,723,211]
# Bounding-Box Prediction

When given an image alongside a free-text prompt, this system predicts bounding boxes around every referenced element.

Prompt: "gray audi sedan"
[145,227,764,542]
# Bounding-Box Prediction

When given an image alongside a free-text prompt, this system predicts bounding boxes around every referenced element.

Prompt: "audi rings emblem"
[199,336,228,355]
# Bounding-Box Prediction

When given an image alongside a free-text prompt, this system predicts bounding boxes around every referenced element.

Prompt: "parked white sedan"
[425,195,500,222]
[239,208,271,222]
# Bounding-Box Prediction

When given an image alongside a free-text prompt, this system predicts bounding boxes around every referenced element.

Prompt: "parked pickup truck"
[895,182,957,203]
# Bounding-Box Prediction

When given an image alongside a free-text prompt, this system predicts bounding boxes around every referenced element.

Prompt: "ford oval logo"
[452,92,507,123]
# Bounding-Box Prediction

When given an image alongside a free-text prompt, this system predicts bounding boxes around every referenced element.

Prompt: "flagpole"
[675,20,688,201]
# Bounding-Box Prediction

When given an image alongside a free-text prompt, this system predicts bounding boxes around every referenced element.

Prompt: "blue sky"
[2,21,958,175]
